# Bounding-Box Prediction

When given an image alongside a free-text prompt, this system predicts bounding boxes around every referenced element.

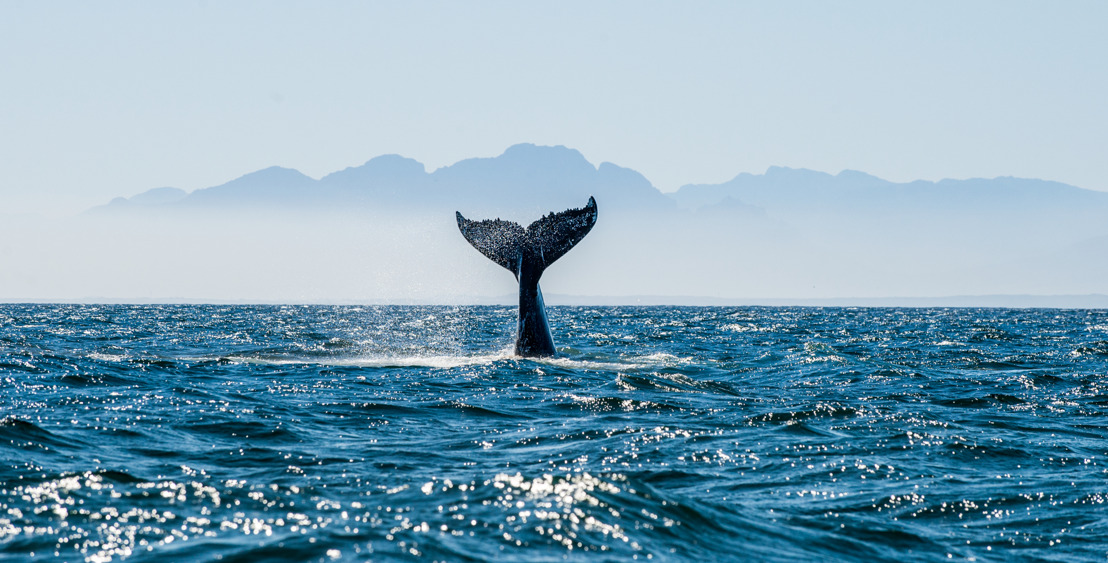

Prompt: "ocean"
[1,304,1107,561]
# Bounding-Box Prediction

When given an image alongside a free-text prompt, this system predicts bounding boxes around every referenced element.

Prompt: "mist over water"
[3,304,1108,561]
[3,204,1105,304]
[0,212,500,303]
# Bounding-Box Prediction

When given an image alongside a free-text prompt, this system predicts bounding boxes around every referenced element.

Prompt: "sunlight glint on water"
[2,305,1107,561]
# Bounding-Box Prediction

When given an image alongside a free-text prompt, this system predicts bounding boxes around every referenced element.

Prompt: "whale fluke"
[457,197,597,357]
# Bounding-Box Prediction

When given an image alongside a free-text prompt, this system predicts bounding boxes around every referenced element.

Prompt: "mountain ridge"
[92,143,1105,216]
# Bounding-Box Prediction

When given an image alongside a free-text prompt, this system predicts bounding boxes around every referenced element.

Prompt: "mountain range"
[14,143,1108,303]
[94,143,1108,249]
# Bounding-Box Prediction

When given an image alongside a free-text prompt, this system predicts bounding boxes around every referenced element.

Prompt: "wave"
[203,350,698,373]
[0,416,87,451]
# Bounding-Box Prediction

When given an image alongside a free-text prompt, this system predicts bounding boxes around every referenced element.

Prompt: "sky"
[1,1,1106,217]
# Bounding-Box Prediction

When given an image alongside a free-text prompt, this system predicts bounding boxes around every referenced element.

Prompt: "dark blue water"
[2,305,1107,562]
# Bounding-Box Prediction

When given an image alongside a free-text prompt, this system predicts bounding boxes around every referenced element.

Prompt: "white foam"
[88,352,128,362]
[536,357,633,371]
[534,352,692,372]
[223,353,510,369]
[721,323,771,333]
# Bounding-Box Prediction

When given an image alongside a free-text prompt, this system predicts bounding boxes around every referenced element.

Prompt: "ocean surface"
[2,305,1107,562]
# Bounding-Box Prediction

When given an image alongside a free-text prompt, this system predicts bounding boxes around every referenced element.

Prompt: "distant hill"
[673,166,1108,251]
[675,166,1108,222]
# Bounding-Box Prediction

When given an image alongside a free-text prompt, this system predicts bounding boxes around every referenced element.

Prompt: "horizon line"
[3,293,1108,309]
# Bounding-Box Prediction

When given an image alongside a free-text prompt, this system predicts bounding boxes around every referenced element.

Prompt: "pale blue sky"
[2,0,1105,216]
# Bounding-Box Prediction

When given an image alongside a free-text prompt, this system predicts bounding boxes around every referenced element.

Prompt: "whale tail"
[456,196,597,278]
[456,197,597,357]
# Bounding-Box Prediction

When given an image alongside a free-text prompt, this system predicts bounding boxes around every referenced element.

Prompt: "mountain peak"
[431,144,598,193]
[501,143,591,164]
[322,154,427,185]
[482,143,597,175]
[180,165,316,206]
[232,166,313,184]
